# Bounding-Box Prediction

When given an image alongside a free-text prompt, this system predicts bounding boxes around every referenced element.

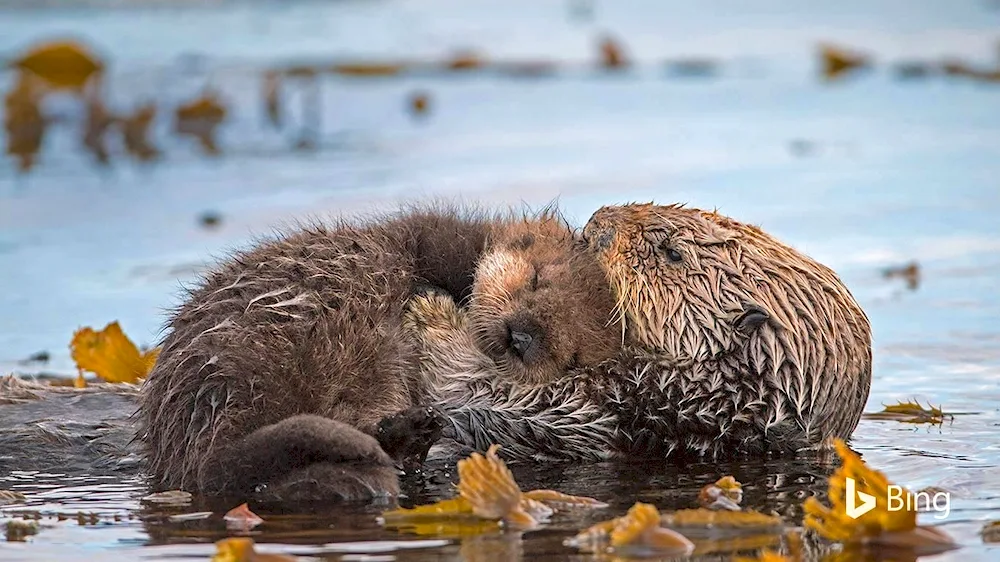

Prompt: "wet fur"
[138,203,613,500]
[409,203,871,461]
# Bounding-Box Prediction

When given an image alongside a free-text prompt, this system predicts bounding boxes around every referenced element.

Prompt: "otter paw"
[404,293,466,334]
[375,405,446,473]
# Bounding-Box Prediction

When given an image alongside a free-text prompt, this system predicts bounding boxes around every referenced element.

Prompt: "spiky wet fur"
[138,203,608,500]
[407,203,871,462]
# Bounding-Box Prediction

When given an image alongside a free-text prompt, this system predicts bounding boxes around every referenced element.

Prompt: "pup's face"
[468,217,619,384]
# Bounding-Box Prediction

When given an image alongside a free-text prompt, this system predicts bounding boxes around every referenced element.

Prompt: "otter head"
[468,213,619,385]
[582,203,871,372]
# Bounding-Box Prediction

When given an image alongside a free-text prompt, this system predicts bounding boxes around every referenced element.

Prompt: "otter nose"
[509,330,534,358]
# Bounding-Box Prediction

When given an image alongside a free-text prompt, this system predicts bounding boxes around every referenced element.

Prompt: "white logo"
[845,477,876,519]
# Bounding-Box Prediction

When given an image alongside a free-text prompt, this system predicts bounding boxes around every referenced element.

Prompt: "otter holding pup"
[138,204,620,502]
[139,200,871,502]
[413,202,872,461]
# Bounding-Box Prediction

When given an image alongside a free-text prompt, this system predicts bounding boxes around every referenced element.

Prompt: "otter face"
[583,202,873,441]
[583,203,871,363]
[583,203,750,360]
[469,217,619,384]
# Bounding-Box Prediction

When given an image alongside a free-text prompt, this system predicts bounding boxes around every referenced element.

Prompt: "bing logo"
[844,477,951,520]
[845,477,876,518]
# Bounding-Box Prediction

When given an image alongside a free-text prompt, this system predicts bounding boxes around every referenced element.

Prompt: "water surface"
[1,0,999,560]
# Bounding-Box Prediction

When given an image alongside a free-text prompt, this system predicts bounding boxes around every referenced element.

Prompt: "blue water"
[1,0,999,560]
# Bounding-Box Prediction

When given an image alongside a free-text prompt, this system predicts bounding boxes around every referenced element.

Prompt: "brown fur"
[404,239,623,461]
[583,203,872,446]
[138,203,614,500]
[407,203,871,462]
[465,219,620,385]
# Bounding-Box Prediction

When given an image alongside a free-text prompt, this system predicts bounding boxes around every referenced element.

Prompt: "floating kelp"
[982,520,1000,543]
[175,92,228,156]
[863,399,951,424]
[70,321,160,386]
[663,476,785,556]
[660,508,784,530]
[408,90,430,119]
[445,50,486,72]
[597,34,629,70]
[941,60,1000,83]
[698,475,744,511]
[3,75,47,173]
[330,61,408,77]
[225,503,265,532]
[380,445,606,536]
[566,474,784,559]
[882,261,920,291]
[566,502,695,557]
[11,40,104,92]
[818,43,871,81]
[803,439,957,554]
[211,537,297,562]
[4,519,39,542]
[121,102,161,162]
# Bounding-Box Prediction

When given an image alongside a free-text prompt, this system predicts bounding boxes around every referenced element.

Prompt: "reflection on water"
[1,0,1000,560]
[0,457,837,561]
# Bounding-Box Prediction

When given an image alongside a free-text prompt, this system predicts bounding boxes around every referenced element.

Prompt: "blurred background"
[1,1,999,559]
[3,0,999,378]
[1,0,999,389]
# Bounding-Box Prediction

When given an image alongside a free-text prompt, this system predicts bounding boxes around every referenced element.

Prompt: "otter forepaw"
[376,405,446,473]
[404,293,466,334]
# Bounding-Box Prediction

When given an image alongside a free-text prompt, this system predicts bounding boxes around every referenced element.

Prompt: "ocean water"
[1,0,999,560]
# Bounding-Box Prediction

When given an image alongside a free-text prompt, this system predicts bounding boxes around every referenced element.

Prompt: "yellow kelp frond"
[70,322,160,384]
[803,439,956,552]
[863,400,951,424]
[661,508,783,529]
[14,40,103,91]
[521,489,609,509]
[211,537,297,562]
[457,444,526,521]
[698,475,744,510]
[381,497,475,522]
[734,550,793,562]
[818,43,870,81]
[982,520,1000,543]
[382,445,605,536]
[567,502,694,556]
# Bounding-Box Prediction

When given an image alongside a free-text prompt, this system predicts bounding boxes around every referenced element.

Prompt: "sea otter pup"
[139,204,619,501]
[411,203,871,461]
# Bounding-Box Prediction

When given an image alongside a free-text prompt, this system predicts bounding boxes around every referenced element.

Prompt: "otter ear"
[584,226,616,251]
[735,304,770,335]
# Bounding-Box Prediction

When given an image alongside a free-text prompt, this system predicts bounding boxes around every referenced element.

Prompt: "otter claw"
[375,405,446,469]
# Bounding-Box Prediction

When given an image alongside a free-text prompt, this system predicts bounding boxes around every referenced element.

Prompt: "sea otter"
[138,204,619,501]
[411,203,872,461]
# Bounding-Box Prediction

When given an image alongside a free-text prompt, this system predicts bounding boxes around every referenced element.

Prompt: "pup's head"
[469,212,619,384]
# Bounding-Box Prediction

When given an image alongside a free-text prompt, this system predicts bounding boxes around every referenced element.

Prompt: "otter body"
[412,203,871,461]
[141,207,491,500]
[139,204,620,501]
